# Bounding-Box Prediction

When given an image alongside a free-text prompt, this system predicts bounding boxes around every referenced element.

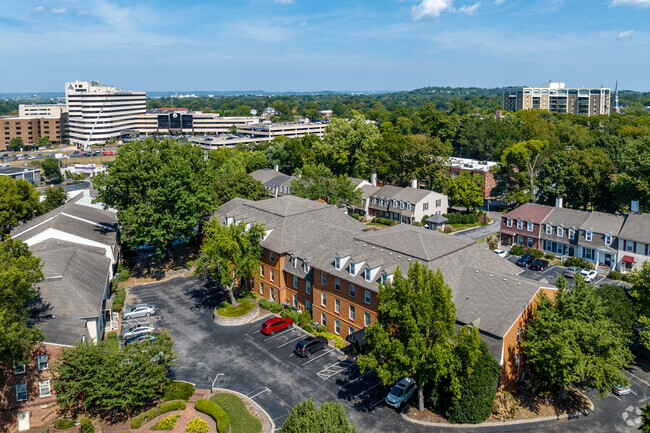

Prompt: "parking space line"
[339,369,374,389]
[352,381,383,398]
[625,371,650,388]
[370,397,385,409]
[612,394,621,401]
[630,389,637,395]
[302,349,333,365]
[249,388,271,399]
[263,328,298,341]
[276,335,305,348]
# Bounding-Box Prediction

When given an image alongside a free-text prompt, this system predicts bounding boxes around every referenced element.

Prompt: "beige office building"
[503,82,610,116]
[134,108,259,135]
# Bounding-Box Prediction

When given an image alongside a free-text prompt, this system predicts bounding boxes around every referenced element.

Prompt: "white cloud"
[611,0,650,8]
[494,0,506,4]
[33,5,45,12]
[618,29,634,38]
[458,2,481,14]
[51,7,67,13]
[299,21,307,27]
[411,0,455,20]
[274,0,296,4]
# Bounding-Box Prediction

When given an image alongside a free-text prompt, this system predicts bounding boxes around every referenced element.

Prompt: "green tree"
[0,238,44,384]
[64,170,85,181]
[641,402,650,433]
[500,139,549,199]
[595,284,637,341]
[359,263,457,411]
[92,138,216,256]
[41,157,62,183]
[37,135,50,147]
[291,164,361,208]
[279,399,356,433]
[213,173,268,206]
[7,137,23,151]
[228,125,237,134]
[629,261,650,350]
[52,330,176,418]
[193,219,265,305]
[522,276,633,399]
[41,186,68,213]
[0,177,40,233]
[321,115,381,178]
[447,173,484,213]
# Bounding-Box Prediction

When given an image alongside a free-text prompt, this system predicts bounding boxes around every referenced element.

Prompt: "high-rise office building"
[65,81,146,147]
[503,82,610,116]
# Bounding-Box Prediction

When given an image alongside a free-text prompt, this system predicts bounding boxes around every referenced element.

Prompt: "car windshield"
[391,387,405,397]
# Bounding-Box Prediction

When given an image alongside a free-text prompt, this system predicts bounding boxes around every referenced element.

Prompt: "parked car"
[294,336,328,357]
[122,304,156,320]
[515,254,535,267]
[563,266,581,278]
[529,259,549,271]
[493,249,507,258]
[260,317,293,335]
[122,323,158,339]
[125,333,157,345]
[385,378,417,409]
[579,269,598,283]
[613,384,631,396]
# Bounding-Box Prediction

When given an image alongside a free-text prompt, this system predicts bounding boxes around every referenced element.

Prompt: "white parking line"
[612,394,621,401]
[276,335,305,348]
[263,328,297,341]
[370,397,385,409]
[352,381,383,398]
[625,370,650,388]
[302,349,333,365]
[339,370,374,389]
[249,388,271,399]
[630,389,637,395]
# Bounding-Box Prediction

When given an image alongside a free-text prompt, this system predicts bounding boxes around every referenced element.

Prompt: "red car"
[261,317,293,335]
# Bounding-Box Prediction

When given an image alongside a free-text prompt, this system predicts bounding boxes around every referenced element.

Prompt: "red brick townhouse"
[500,203,554,249]
[217,195,557,390]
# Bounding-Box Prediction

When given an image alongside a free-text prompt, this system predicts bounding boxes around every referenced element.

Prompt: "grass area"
[216,298,256,318]
[477,232,500,243]
[103,331,119,352]
[210,393,262,433]
[365,223,390,229]
[447,219,492,233]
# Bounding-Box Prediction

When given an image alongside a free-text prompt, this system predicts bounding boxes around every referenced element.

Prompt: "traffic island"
[213,299,259,326]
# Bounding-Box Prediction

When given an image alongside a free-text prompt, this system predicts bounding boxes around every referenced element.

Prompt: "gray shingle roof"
[581,211,626,235]
[618,213,650,244]
[249,168,295,189]
[542,207,589,229]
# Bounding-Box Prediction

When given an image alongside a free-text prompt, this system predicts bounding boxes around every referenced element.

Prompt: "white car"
[122,323,158,340]
[385,378,417,409]
[579,269,598,283]
[493,249,507,258]
[122,304,156,320]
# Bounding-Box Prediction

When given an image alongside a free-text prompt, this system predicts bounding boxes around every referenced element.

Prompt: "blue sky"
[0,0,649,92]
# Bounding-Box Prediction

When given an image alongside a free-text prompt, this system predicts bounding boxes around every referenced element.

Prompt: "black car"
[529,259,549,271]
[515,254,535,267]
[294,336,328,358]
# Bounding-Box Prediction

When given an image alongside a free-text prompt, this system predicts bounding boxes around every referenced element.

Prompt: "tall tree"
[41,186,68,213]
[37,136,50,148]
[92,138,216,256]
[0,238,44,384]
[41,157,62,183]
[213,173,268,206]
[279,399,356,433]
[522,276,633,399]
[321,115,381,178]
[291,164,361,208]
[446,173,484,212]
[629,261,650,350]
[0,177,40,233]
[500,139,549,199]
[193,219,265,305]
[641,402,650,433]
[359,263,457,411]
[7,137,23,151]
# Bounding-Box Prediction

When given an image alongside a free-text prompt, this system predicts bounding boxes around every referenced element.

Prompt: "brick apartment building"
[217,195,556,390]
[1,117,64,150]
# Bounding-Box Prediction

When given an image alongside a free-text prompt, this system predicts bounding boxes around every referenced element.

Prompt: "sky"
[0,0,649,93]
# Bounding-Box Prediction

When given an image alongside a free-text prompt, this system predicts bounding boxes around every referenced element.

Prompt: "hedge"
[129,400,187,430]
[80,418,94,433]
[163,382,195,402]
[103,332,119,352]
[372,217,399,226]
[113,287,126,312]
[314,331,345,349]
[564,256,594,270]
[195,399,230,433]
[53,419,76,430]
[608,271,622,280]
[159,400,188,413]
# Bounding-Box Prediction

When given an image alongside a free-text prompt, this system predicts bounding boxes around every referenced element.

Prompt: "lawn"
[216,298,256,318]
[446,219,492,233]
[210,393,262,433]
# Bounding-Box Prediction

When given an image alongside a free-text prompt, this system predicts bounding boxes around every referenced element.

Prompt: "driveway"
[452,212,502,242]
[126,277,648,433]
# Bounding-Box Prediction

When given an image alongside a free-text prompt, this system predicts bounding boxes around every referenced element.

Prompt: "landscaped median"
[213,298,260,326]
[195,399,229,433]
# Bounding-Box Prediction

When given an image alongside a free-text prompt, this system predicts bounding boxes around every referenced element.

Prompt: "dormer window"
[546,224,552,235]
[363,266,372,282]
[556,226,563,237]
[393,200,398,208]
[334,255,341,270]
[516,219,523,230]
[527,221,533,232]
[604,234,612,246]
[406,202,411,211]
[568,229,575,240]
[372,197,376,205]
[399,201,404,210]
[380,272,393,285]
[506,217,512,228]
[303,261,310,273]
[348,260,355,275]
[585,230,592,242]
[290,256,297,268]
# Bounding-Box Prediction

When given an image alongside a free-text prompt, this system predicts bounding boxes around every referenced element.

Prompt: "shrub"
[421,215,430,225]
[54,419,77,430]
[525,248,544,259]
[185,418,209,433]
[280,308,300,323]
[159,400,188,413]
[491,391,518,420]
[298,310,312,328]
[152,414,180,430]
[373,217,398,226]
[103,332,119,352]
[217,298,256,317]
[564,256,594,270]
[314,331,345,349]
[477,209,485,217]
[509,244,525,256]
[163,381,195,402]
[115,268,130,283]
[303,324,315,333]
[113,287,126,312]
[443,225,453,233]
[130,408,160,429]
[469,214,478,224]
[269,302,283,313]
[349,213,361,220]
[195,399,230,433]
[316,324,327,333]
[486,235,499,250]
[80,418,94,433]
[412,221,423,227]
[544,252,556,260]
[258,298,270,310]
[608,270,622,281]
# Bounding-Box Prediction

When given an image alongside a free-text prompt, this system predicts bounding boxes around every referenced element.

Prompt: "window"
[321,271,326,285]
[364,290,371,305]
[335,278,340,291]
[436,199,441,208]
[269,252,274,263]
[393,200,397,208]
[260,265,264,277]
[306,300,311,311]
[517,327,521,343]
[349,284,355,297]
[37,355,48,371]
[585,230,592,242]
[527,221,533,232]
[335,320,340,335]
[406,202,411,211]
[363,267,371,282]
[321,292,327,306]
[516,219,522,230]
[303,261,310,273]
[293,294,297,307]
[545,224,552,235]
[293,275,298,289]
[372,197,376,205]
[16,384,27,402]
[557,226,563,237]
[260,282,264,295]
[270,288,275,300]
[270,269,275,282]
[14,364,25,375]
[290,256,297,267]
[364,312,371,326]
[527,237,533,248]
[349,326,355,336]
[321,313,327,326]
[334,255,341,270]
[335,299,340,313]
[399,201,404,210]
[515,354,520,372]
[568,229,575,240]
[423,202,429,211]
[260,249,264,259]
[506,217,512,228]
[39,380,50,397]
[348,261,355,275]
[306,281,311,295]
[604,234,612,246]
[349,305,356,320]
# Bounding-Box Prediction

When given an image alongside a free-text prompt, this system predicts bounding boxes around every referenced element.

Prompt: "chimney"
[555,196,563,208]
[371,172,377,187]
[411,179,418,189]
[631,200,640,213]
[273,164,279,172]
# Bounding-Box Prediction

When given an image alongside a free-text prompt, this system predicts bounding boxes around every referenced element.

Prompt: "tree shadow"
[187,280,228,311]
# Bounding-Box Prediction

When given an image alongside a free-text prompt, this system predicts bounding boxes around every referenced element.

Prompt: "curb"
[210,388,275,433]
[451,219,495,235]
[400,391,594,428]
[213,301,260,326]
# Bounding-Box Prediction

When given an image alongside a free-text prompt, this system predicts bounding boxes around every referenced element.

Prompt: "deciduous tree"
[500,139,549,199]
[291,164,361,208]
[279,399,356,433]
[41,186,68,213]
[447,173,484,213]
[629,261,650,350]
[0,177,40,233]
[213,173,268,206]
[41,157,62,183]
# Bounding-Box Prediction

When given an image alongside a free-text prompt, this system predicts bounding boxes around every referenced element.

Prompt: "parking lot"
[505,256,624,288]
[126,276,648,433]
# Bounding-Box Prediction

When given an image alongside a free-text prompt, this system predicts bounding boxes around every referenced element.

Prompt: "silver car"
[122,323,158,340]
[122,304,156,320]
[385,378,417,409]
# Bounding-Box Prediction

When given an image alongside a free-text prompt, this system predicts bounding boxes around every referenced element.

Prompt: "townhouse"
[618,213,650,272]
[216,195,556,390]
[2,190,119,431]
[249,167,296,198]
[366,181,448,224]
[500,203,554,249]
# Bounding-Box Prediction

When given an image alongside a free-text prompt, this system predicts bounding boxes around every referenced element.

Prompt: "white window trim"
[270,269,275,282]
[335,320,340,335]
[364,290,371,305]
[37,355,48,371]
[506,217,512,228]
[585,230,592,242]
[546,224,552,235]
[16,384,27,402]
[321,313,326,326]
[321,292,326,306]
[516,219,523,230]
[335,298,340,313]
[363,267,371,282]
[568,229,575,240]
[39,379,51,397]
[557,226,563,237]
[364,312,371,326]
[527,221,533,232]
[605,234,612,246]
[349,305,355,320]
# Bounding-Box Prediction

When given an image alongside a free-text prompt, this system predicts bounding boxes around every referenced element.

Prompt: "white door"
[18,411,30,431]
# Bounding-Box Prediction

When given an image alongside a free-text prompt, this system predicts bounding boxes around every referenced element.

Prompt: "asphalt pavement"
[452,212,502,242]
